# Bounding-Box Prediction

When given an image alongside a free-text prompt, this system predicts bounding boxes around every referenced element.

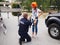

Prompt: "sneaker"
[20,41,22,45]
[19,38,22,45]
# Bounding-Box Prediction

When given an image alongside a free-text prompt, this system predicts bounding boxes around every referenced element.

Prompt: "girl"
[31,2,42,37]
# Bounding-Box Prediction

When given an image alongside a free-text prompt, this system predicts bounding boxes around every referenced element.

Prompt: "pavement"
[0,12,60,45]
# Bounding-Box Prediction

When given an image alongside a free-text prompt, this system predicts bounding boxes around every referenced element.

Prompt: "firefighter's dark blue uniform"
[18,17,32,43]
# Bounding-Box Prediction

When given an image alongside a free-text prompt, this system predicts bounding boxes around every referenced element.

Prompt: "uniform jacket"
[18,18,32,34]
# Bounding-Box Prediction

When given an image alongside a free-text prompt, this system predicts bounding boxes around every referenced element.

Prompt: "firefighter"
[18,12,32,45]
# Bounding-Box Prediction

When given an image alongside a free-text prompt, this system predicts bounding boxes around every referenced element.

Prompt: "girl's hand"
[34,19,36,25]
[38,11,43,18]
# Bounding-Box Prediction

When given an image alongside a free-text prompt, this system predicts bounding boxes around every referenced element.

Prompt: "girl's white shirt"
[32,8,41,20]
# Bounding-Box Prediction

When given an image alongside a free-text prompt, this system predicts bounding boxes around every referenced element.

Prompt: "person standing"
[31,2,42,37]
[18,12,32,45]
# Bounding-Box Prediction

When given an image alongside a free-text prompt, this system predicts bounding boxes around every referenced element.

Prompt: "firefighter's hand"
[28,16,31,20]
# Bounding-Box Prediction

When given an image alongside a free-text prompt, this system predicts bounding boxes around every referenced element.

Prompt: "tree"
[24,0,32,12]
[11,3,21,23]
[22,0,50,12]
[22,0,42,12]
[55,0,60,12]
[50,0,60,12]
[15,0,25,6]
[16,0,53,12]
[12,3,21,16]
[0,0,4,2]
[41,0,50,12]
[50,0,56,5]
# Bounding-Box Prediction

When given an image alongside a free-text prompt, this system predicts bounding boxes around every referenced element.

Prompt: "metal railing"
[0,7,21,12]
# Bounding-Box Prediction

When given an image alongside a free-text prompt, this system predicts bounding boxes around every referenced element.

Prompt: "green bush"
[0,0,4,2]
[12,3,20,8]
[0,4,3,6]
[12,3,21,16]
[12,12,19,16]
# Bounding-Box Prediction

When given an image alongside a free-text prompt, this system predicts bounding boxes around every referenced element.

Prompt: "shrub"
[11,3,21,16]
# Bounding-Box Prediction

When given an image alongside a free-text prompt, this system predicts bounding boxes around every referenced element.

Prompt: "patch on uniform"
[20,21,24,24]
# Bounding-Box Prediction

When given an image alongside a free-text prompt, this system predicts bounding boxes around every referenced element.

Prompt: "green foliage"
[34,0,42,8]
[41,0,50,12]
[0,0,4,2]
[23,0,42,11]
[0,0,4,6]
[16,0,51,12]
[0,4,3,6]
[22,0,51,12]
[12,12,19,16]
[24,0,31,11]
[17,0,60,12]
[50,0,60,12]
[12,3,20,8]
[55,0,60,12]
[50,0,56,5]
[12,3,21,16]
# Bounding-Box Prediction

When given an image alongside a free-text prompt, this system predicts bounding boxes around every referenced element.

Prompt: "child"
[31,2,42,37]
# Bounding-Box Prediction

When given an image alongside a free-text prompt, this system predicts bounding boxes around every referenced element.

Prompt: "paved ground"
[0,12,60,45]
